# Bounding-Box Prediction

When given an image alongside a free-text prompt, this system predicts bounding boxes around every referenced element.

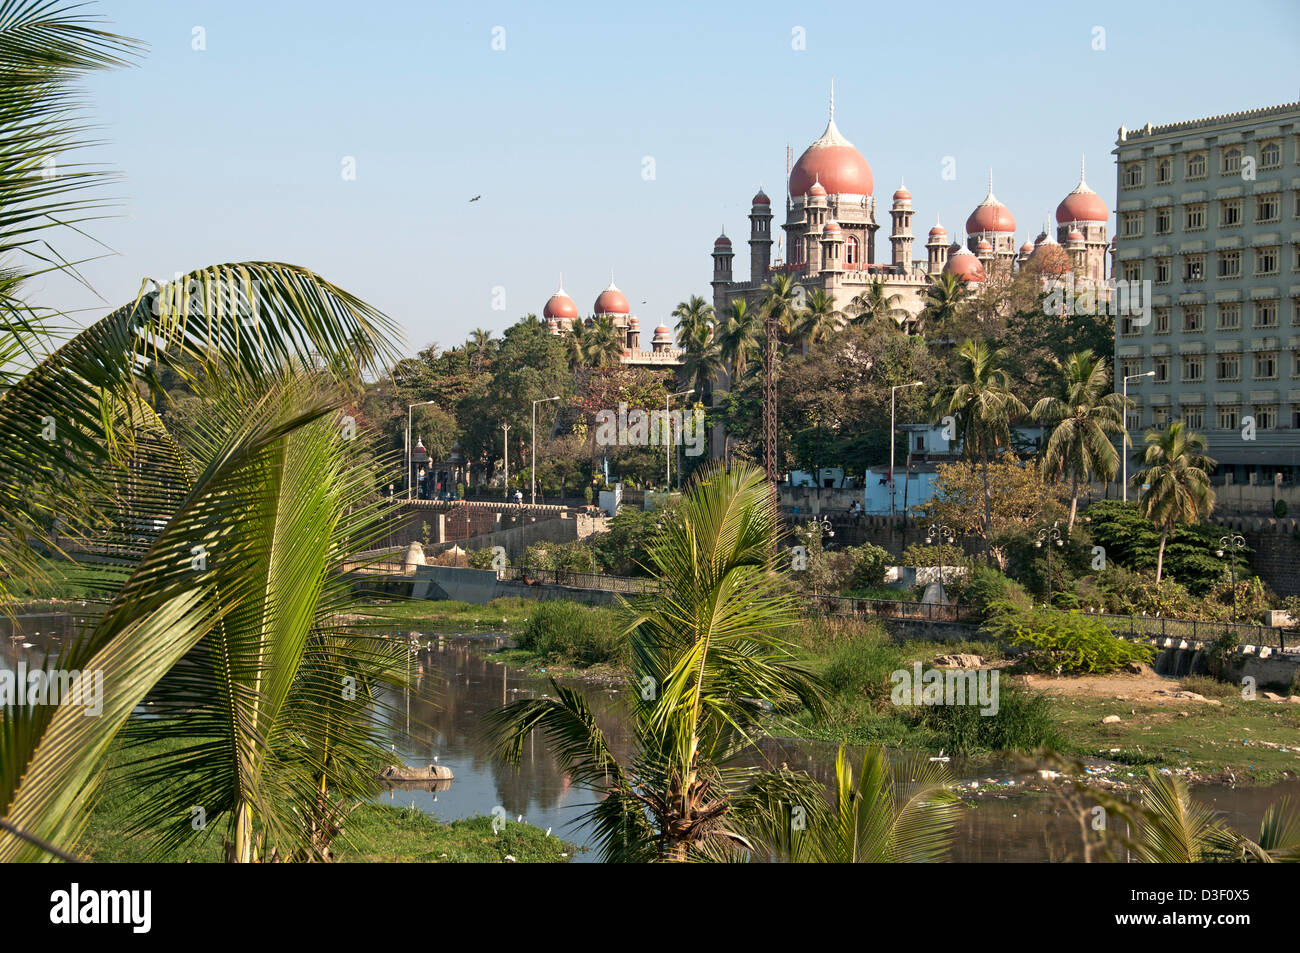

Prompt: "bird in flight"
[468,195,481,202]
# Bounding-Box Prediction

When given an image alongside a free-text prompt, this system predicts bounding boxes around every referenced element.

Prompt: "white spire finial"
[988,168,994,194]
[1080,154,1086,183]
[829,78,834,121]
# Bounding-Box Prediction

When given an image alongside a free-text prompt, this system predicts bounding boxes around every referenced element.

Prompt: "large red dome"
[944,247,985,283]
[542,280,578,320]
[966,179,1016,234]
[789,115,873,198]
[593,281,630,315]
[1056,159,1109,224]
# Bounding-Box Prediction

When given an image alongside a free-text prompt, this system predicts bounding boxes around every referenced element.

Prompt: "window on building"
[1123,163,1144,188]
[1154,308,1170,333]
[1255,246,1278,275]
[1156,159,1172,184]
[1126,408,1142,431]
[1155,207,1172,234]
[1220,199,1242,226]
[1182,406,1204,430]
[1185,204,1206,229]
[845,237,858,265]
[1153,406,1171,426]
[1182,306,1203,332]
[1221,147,1242,174]
[1122,261,1142,282]
[1254,351,1278,380]
[1256,193,1280,223]
[1182,355,1203,381]
[1183,255,1204,281]
[1120,358,1141,378]
[1294,351,1300,376]
[1218,250,1240,278]
[1216,352,1240,381]
[1254,404,1277,430]
[1217,303,1240,330]
[1187,153,1206,178]
[1293,299,1300,326]
[1153,357,1169,381]
[1155,257,1170,284]
[1254,299,1278,327]
[1216,404,1239,430]
[1260,141,1281,169]
[1121,211,1143,237]
[1295,245,1300,272]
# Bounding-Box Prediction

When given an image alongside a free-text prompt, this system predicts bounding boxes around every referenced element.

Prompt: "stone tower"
[889,181,914,269]
[748,189,773,280]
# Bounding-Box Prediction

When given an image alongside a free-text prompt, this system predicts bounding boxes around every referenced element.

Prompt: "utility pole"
[501,422,510,495]
[763,309,778,483]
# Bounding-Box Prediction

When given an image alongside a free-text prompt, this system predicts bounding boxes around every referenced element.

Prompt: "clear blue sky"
[40,0,1300,357]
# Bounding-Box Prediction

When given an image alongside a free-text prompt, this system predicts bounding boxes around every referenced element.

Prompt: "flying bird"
[468,195,481,202]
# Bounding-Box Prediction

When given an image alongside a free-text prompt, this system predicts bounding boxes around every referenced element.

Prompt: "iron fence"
[807,594,984,624]
[1087,611,1288,650]
[499,566,661,595]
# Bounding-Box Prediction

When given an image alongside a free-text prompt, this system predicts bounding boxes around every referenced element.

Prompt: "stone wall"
[1214,516,1300,597]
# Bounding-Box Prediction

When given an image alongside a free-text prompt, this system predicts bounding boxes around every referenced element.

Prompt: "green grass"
[359,596,536,629]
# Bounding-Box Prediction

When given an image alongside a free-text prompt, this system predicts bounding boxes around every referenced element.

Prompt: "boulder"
[1101,715,1122,724]
[932,653,987,669]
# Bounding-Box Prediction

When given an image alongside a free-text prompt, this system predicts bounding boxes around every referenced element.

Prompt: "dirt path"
[1020,668,1222,704]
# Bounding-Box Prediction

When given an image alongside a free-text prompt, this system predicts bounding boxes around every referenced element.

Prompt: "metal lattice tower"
[763,308,779,482]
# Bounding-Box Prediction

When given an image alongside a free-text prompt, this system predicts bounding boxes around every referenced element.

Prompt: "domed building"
[540,274,682,367]
[709,84,1110,336]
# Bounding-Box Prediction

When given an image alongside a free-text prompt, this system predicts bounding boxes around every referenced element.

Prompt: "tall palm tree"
[760,274,804,338]
[742,744,962,863]
[936,339,1027,561]
[486,463,824,861]
[563,318,588,371]
[680,317,721,397]
[849,278,907,332]
[789,287,840,349]
[467,327,494,371]
[585,315,625,368]
[672,295,715,350]
[1131,421,1216,583]
[1032,350,1127,535]
[919,273,967,339]
[716,298,761,383]
[0,1,400,860]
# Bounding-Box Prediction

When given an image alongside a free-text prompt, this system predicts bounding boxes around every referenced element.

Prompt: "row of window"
[1121,299,1298,336]
[1120,349,1299,383]
[1126,405,1297,432]
[1119,192,1295,238]
[1121,140,1289,189]
[1120,247,1297,288]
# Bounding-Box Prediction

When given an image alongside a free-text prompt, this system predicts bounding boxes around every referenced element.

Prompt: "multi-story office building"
[1112,102,1300,483]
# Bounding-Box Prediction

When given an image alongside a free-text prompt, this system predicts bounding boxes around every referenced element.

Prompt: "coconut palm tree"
[716,298,761,383]
[791,287,840,348]
[585,315,625,368]
[679,317,721,397]
[466,327,494,371]
[760,274,804,338]
[562,318,588,371]
[741,744,962,863]
[1032,350,1127,535]
[935,339,1027,562]
[485,462,824,862]
[849,278,907,332]
[0,2,400,860]
[1131,421,1216,583]
[672,295,714,350]
[918,273,967,340]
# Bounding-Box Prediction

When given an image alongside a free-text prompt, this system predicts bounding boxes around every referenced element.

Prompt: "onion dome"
[892,179,912,204]
[714,232,732,248]
[1018,240,1035,256]
[652,324,672,344]
[1030,241,1072,276]
[807,175,828,198]
[789,83,874,198]
[628,316,640,328]
[751,189,770,206]
[928,220,948,241]
[823,219,842,233]
[1066,228,1085,245]
[542,278,579,321]
[966,170,1016,235]
[546,317,559,333]
[593,279,630,315]
[1056,156,1109,224]
[944,246,985,283]
[975,237,992,254]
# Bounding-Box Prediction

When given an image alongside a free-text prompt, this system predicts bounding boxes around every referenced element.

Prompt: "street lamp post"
[531,396,561,506]
[926,522,955,602]
[406,400,439,499]
[1121,371,1155,503]
[1035,520,1064,605]
[890,382,923,517]
[666,388,694,489]
[1216,533,1246,621]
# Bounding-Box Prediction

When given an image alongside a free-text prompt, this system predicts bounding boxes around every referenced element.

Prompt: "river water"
[5,613,1296,862]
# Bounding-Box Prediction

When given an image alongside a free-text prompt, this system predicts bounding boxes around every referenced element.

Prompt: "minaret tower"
[889,180,914,271]
[711,230,734,311]
[749,188,773,280]
[925,219,948,275]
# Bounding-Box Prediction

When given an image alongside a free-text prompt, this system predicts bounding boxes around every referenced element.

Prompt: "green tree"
[486,463,824,861]
[1032,350,1126,535]
[717,298,761,383]
[849,277,907,332]
[672,294,714,350]
[918,273,968,339]
[1131,422,1216,583]
[792,287,840,347]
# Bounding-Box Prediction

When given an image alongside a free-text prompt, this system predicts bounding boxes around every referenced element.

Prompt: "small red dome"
[976,238,992,253]
[714,233,732,247]
[628,316,640,327]
[929,223,948,239]
[593,281,630,315]
[944,247,985,283]
[892,183,912,202]
[823,220,842,232]
[752,189,770,206]
[808,178,827,197]
[543,282,579,320]
[1067,228,1085,244]
[1019,241,1035,255]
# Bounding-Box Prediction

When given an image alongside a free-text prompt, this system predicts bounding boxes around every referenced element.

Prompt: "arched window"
[1222,147,1241,174]
[845,236,858,266]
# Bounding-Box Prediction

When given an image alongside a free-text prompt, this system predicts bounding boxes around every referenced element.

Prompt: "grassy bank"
[359,596,537,629]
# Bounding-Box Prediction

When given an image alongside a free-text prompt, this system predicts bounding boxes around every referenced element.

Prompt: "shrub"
[962,566,1031,614]
[916,683,1063,755]
[467,547,499,570]
[822,637,907,708]
[584,486,593,505]
[456,482,465,499]
[901,542,967,568]
[843,542,890,590]
[981,605,1154,675]
[515,601,624,666]
[1079,566,1198,618]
